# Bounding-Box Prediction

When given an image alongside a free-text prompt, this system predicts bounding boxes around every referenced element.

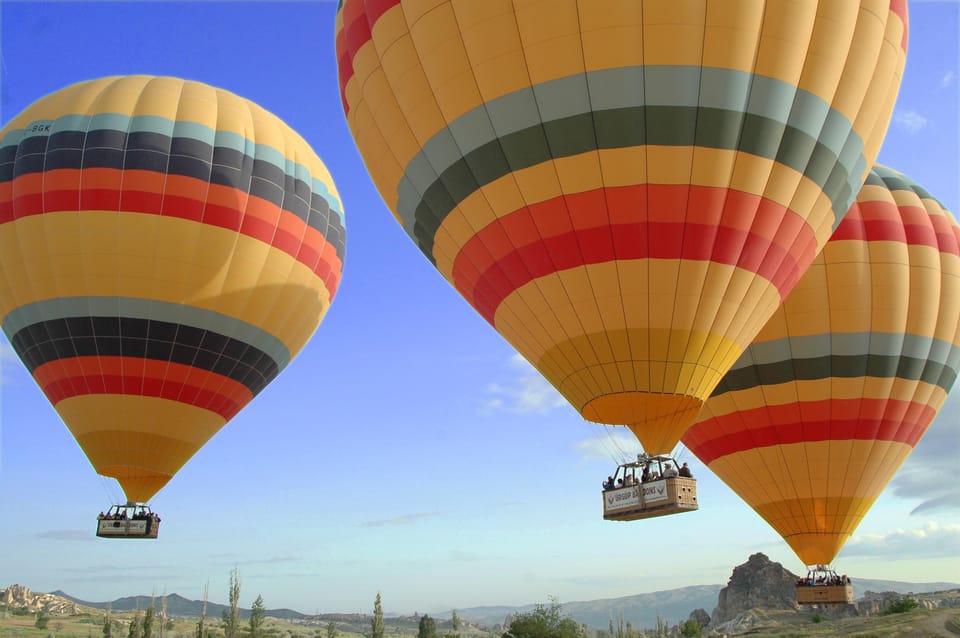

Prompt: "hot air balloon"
[683,165,960,602]
[0,76,345,537]
[335,1,909,465]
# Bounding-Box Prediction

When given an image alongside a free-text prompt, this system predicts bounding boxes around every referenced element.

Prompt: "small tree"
[651,614,668,638]
[448,611,460,638]
[128,610,142,638]
[249,594,266,638]
[223,568,242,638]
[418,615,436,638]
[679,619,701,638]
[143,604,155,638]
[371,593,385,638]
[35,610,50,630]
[502,597,585,638]
[196,583,209,638]
[327,622,338,638]
[103,604,113,638]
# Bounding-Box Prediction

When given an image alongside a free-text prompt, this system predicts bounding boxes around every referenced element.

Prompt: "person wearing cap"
[679,462,693,478]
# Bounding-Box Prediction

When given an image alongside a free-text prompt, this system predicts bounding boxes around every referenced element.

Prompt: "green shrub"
[880,598,918,615]
[810,613,823,624]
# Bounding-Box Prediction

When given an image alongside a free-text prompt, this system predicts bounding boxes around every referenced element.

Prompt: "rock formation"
[710,553,799,626]
[687,607,710,629]
[0,584,80,615]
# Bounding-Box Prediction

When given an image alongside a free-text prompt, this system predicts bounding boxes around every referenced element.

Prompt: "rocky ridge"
[1,584,81,616]
[710,552,800,626]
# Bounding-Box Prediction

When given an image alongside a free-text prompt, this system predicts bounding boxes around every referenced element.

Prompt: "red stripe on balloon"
[685,399,934,464]
[33,356,253,421]
[0,170,342,297]
[452,184,817,324]
[337,0,402,115]
[835,200,957,255]
[888,0,909,50]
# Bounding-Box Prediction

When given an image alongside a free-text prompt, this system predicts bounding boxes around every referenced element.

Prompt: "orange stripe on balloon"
[686,399,934,464]
[33,356,253,421]
[453,185,817,324]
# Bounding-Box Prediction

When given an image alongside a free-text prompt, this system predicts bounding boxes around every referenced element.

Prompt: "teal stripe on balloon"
[0,113,341,213]
[729,333,960,371]
[394,66,867,264]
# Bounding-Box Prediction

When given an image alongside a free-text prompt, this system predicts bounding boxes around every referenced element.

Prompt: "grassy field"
[708,606,960,637]
[0,608,492,638]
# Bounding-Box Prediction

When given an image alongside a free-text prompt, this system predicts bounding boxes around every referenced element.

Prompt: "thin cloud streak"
[36,529,93,541]
[358,512,440,528]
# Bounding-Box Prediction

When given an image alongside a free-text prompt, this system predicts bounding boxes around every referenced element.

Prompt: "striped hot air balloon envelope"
[0,76,346,504]
[335,0,909,454]
[683,166,960,566]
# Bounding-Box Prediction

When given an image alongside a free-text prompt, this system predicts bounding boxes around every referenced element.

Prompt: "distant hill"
[49,591,305,620]
[849,578,960,600]
[437,585,721,629]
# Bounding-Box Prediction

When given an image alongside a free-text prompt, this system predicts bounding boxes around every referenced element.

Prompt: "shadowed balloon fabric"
[0,76,346,503]
[683,166,960,565]
[335,0,908,454]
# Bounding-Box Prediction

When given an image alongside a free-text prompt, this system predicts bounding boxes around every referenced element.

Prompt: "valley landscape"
[3,555,959,638]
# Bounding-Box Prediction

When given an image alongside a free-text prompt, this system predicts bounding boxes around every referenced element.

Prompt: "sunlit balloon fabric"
[684,166,960,565]
[336,1,908,454]
[0,76,345,503]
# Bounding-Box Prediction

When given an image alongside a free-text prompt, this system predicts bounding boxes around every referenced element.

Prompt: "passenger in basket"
[662,463,679,478]
[679,462,693,478]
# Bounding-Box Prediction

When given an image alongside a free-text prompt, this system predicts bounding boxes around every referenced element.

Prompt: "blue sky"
[0,0,958,617]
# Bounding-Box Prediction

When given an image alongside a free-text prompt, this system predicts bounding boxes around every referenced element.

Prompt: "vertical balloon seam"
[540,6,628,413]
[693,2,766,421]
[662,3,705,419]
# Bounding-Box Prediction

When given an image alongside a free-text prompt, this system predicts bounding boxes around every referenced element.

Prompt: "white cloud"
[843,522,960,558]
[890,391,960,514]
[481,354,567,415]
[893,109,930,134]
[573,430,642,463]
[941,70,956,89]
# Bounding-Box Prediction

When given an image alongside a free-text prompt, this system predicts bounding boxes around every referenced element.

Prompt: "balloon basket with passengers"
[602,454,697,521]
[96,503,161,539]
[795,566,854,605]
